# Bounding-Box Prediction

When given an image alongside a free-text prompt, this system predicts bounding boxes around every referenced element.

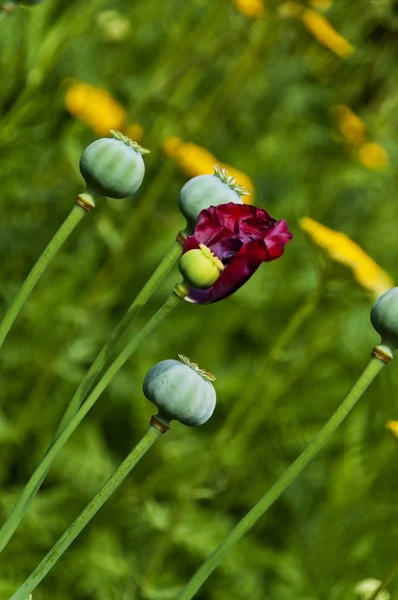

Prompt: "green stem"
[10,425,163,600]
[0,293,180,553]
[25,240,181,544]
[54,239,183,437]
[0,203,86,352]
[177,356,386,600]
[0,240,182,553]
[367,559,398,600]
[143,291,320,585]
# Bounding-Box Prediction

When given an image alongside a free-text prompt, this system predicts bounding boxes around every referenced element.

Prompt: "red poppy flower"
[182,203,293,304]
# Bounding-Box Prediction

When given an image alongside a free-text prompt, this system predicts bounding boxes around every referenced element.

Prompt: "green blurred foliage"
[0,0,398,598]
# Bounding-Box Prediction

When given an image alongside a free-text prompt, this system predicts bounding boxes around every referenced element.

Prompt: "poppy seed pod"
[371,287,398,358]
[78,130,149,207]
[179,244,224,289]
[143,355,216,427]
[179,165,248,231]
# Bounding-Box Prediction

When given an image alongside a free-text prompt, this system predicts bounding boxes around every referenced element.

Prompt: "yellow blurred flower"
[300,217,394,298]
[333,104,366,147]
[358,142,389,171]
[164,136,254,202]
[65,82,126,136]
[301,9,354,58]
[234,0,265,18]
[65,81,146,142]
[124,122,144,144]
[331,106,389,169]
[309,0,332,11]
[386,421,398,438]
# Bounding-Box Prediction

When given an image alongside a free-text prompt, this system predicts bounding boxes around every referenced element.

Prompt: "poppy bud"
[179,165,248,231]
[371,287,398,359]
[78,130,149,208]
[179,244,224,289]
[143,355,216,427]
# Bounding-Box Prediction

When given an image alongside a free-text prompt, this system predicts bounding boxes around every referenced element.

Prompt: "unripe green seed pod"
[179,244,224,289]
[143,355,216,427]
[79,130,149,203]
[371,287,398,357]
[179,165,249,231]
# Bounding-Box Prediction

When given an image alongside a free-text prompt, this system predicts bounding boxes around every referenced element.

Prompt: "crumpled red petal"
[182,203,293,304]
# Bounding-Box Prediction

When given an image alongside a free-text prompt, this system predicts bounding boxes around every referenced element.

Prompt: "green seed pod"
[79,130,149,206]
[179,244,224,289]
[179,165,249,231]
[371,287,398,358]
[143,355,216,427]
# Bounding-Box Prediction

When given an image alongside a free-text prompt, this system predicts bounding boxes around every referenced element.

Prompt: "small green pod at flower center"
[179,244,224,289]
[143,355,217,427]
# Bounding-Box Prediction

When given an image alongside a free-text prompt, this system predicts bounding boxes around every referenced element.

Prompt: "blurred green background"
[0,0,398,598]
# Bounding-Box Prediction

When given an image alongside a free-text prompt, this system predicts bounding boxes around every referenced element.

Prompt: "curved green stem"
[0,203,86,352]
[55,238,183,436]
[9,424,163,600]
[177,356,387,600]
[0,293,180,553]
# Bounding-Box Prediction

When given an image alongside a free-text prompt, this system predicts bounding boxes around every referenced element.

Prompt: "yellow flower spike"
[233,0,265,18]
[65,82,127,136]
[301,9,354,58]
[358,142,389,171]
[163,137,255,202]
[386,421,398,439]
[300,217,394,299]
[332,104,366,147]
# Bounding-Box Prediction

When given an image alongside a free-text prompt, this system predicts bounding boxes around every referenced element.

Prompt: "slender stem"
[54,239,183,437]
[0,240,182,552]
[10,425,163,600]
[0,240,182,553]
[0,204,86,352]
[177,357,386,600]
[143,288,322,584]
[0,293,180,553]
